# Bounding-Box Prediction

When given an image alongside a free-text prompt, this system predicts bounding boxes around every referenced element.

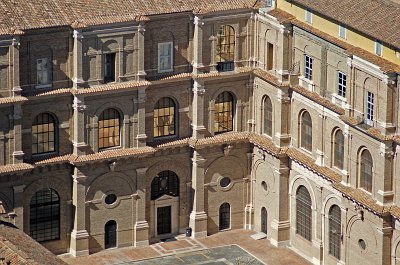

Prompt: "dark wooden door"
[261,207,268,234]
[157,206,172,235]
[105,220,117,249]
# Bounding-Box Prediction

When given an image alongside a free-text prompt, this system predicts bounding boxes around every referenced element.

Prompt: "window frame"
[216,25,235,72]
[304,55,313,80]
[359,149,373,193]
[300,111,312,152]
[32,113,57,155]
[338,24,346,39]
[158,42,174,73]
[219,202,231,230]
[98,108,121,150]
[366,91,374,126]
[328,205,341,260]
[263,96,273,136]
[338,71,347,98]
[214,91,234,134]
[153,97,176,138]
[36,58,52,88]
[375,40,383,56]
[333,129,345,170]
[305,9,313,23]
[30,188,60,242]
[151,170,179,200]
[296,186,312,241]
[104,53,116,83]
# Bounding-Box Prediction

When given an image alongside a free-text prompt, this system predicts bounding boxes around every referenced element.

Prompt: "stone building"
[0,0,399,264]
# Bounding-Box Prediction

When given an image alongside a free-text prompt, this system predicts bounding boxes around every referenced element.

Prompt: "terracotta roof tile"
[289,0,400,49]
[72,80,151,95]
[0,163,33,175]
[0,97,28,105]
[72,147,155,163]
[253,69,282,86]
[248,133,283,155]
[156,138,191,148]
[190,132,251,148]
[267,8,295,23]
[0,0,259,34]
[286,148,342,183]
[291,85,345,115]
[0,222,67,265]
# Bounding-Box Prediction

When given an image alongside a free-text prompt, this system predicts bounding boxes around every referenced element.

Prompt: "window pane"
[98,109,120,149]
[215,92,234,134]
[153,98,175,138]
[32,113,56,155]
[296,186,312,241]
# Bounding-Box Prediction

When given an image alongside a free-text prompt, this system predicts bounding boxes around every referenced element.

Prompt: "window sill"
[32,151,58,158]
[98,146,122,152]
[299,147,313,156]
[298,76,314,91]
[35,84,52,89]
[157,69,174,74]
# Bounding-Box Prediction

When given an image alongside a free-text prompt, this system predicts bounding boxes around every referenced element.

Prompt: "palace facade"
[0,0,399,264]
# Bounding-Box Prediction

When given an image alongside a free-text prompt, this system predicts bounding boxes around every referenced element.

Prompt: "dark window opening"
[151,171,179,200]
[104,53,116,83]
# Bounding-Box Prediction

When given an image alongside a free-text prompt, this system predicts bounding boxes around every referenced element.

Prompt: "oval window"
[220,177,231,188]
[105,194,117,205]
[261,181,268,191]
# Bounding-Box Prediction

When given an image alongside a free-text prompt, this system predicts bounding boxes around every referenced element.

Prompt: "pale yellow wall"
[277,0,400,65]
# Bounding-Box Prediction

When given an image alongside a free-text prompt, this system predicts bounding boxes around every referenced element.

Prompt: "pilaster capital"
[73,96,87,112]
[73,167,87,183]
[193,16,204,26]
[138,23,146,32]
[192,81,205,95]
[13,185,26,193]
[135,167,148,177]
[73,30,84,40]
[11,36,20,47]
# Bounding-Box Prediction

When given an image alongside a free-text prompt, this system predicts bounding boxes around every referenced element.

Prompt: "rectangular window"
[267,42,274,70]
[305,9,313,23]
[304,55,313,80]
[366,91,374,125]
[338,72,347,97]
[104,53,116,83]
[158,42,173,73]
[375,40,383,56]
[339,24,346,39]
[37,58,52,86]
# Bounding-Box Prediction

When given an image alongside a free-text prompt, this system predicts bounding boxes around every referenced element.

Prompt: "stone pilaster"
[72,96,87,155]
[134,167,149,247]
[192,16,204,75]
[209,36,217,71]
[269,161,290,247]
[135,88,147,147]
[189,151,207,238]
[70,167,89,257]
[73,30,84,89]
[12,184,25,229]
[12,104,24,164]
[274,88,291,147]
[11,36,21,96]
[137,23,146,81]
[192,80,206,139]
[244,152,254,230]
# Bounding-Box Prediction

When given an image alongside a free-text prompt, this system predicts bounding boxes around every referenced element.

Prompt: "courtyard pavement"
[62,229,311,265]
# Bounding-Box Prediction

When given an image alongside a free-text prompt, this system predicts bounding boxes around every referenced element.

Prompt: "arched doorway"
[151,170,180,237]
[261,207,268,234]
[219,203,230,230]
[105,220,117,249]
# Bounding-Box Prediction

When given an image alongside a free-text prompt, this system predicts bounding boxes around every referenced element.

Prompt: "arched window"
[329,205,341,260]
[105,220,117,249]
[219,203,230,230]
[151,171,179,200]
[214,92,234,134]
[98,108,120,149]
[300,111,312,151]
[30,188,60,242]
[216,25,235,72]
[296,186,312,241]
[32,113,56,155]
[333,130,344,169]
[360,149,373,192]
[154,97,176,138]
[263,96,273,136]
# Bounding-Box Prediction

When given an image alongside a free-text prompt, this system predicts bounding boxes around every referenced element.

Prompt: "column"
[73,30,84,89]
[72,96,87,155]
[192,16,204,75]
[274,87,291,147]
[189,151,207,238]
[12,104,24,164]
[269,160,290,247]
[209,36,217,71]
[192,79,206,139]
[70,167,89,257]
[244,152,254,230]
[12,184,25,229]
[11,36,22,97]
[235,99,243,132]
[137,23,146,81]
[135,88,147,147]
[134,167,149,247]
